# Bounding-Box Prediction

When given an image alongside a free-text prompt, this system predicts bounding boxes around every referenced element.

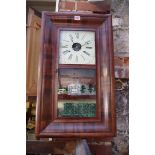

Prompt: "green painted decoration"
[58,102,96,117]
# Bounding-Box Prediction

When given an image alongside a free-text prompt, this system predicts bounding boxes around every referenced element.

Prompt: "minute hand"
[81,40,91,47]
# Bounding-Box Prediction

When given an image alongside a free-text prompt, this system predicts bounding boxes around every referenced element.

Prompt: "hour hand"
[63,50,70,55]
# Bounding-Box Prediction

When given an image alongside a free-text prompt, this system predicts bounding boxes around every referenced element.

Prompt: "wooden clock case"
[36,11,116,138]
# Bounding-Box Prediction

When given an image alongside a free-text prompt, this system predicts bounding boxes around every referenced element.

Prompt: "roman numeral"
[69,34,74,42]
[63,40,69,42]
[75,32,79,39]
[63,50,70,55]
[81,33,86,40]
[76,55,78,62]
[61,45,68,48]
[81,55,85,61]
[81,40,91,47]
[68,54,73,60]
[83,51,90,56]
[85,40,91,45]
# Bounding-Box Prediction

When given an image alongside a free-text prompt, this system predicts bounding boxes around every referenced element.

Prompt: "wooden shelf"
[58,94,96,100]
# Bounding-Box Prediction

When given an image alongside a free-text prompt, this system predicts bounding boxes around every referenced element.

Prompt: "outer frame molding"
[36,12,116,138]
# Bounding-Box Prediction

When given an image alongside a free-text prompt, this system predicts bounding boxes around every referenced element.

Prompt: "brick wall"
[112,0,129,154]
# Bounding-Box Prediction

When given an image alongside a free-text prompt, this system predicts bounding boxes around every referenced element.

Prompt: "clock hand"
[81,40,91,47]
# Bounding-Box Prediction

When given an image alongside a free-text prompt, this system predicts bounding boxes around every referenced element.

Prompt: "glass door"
[57,68,96,118]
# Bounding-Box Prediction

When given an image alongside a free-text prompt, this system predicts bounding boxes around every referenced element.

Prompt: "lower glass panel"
[57,68,96,118]
[58,100,96,117]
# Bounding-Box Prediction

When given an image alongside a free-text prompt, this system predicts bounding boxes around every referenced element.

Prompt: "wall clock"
[36,12,116,138]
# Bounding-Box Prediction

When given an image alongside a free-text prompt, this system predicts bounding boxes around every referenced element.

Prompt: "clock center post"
[72,42,81,51]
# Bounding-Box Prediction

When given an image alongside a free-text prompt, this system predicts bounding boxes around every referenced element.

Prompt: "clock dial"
[59,30,96,64]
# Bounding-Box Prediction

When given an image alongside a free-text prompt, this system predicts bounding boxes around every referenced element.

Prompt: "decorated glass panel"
[57,68,96,118]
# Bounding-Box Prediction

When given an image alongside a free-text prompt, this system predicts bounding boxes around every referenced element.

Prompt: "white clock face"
[59,30,96,64]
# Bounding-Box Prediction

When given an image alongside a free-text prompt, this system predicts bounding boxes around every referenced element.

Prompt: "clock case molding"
[36,12,116,138]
